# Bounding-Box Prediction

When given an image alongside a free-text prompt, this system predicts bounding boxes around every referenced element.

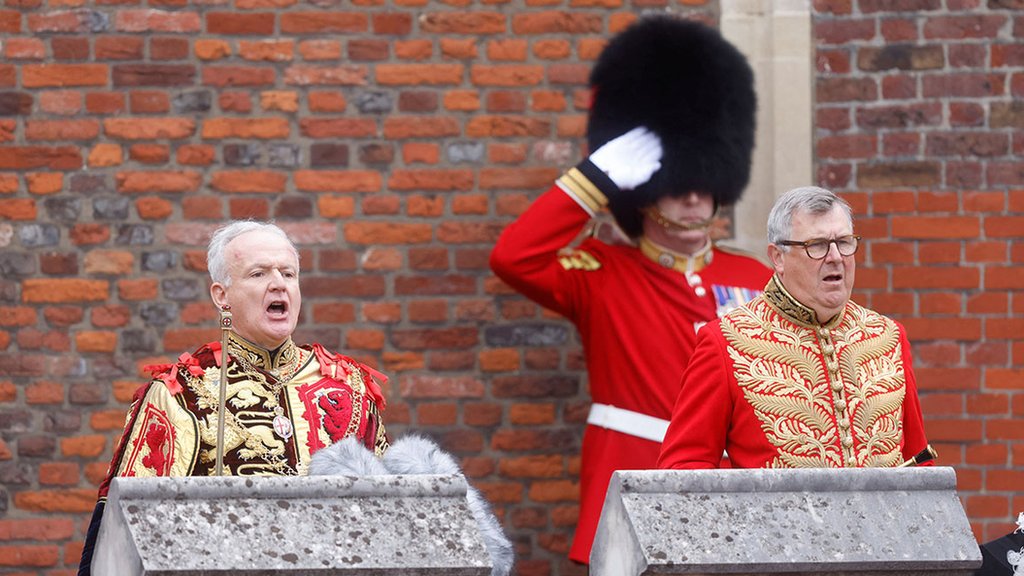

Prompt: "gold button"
[836,400,847,411]
[843,435,853,447]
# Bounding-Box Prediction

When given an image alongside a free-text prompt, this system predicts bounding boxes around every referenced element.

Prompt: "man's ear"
[767,244,785,274]
[210,283,228,309]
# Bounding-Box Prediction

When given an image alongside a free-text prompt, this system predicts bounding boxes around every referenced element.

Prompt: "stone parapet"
[590,467,982,576]
[92,475,492,575]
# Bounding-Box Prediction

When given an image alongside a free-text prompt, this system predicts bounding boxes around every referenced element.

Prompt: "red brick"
[206,11,275,35]
[923,15,1006,40]
[383,117,459,139]
[986,369,1024,391]
[38,462,79,486]
[295,170,381,192]
[375,63,463,85]
[23,280,107,304]
[129,144,169,164]
[388,169,474,191]
[913,367,981,391]
[414,402,457,425]
[398,374,484,398]
[210,170,286,193]
[114,9,201,32]
[116,170,201,193]
[420,12,505,34]
[96,36,144,60]
[117,278,158,301]
[0,146,81,170]
[13,489,95,513]
[965,494,1011,519]
[280,12,367,33]
[891,215,980,239]
[0,544,60,567]
[511,12,601,34]
[104,118,194,140]
[0,198,37,220]
[923,417,982,441]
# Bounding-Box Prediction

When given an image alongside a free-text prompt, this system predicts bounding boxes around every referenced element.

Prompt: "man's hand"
[588,126,663,191]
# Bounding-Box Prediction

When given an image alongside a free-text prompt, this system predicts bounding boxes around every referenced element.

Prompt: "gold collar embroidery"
[638,236,713,274]
[228,332,302,382]
[761,275,844,329]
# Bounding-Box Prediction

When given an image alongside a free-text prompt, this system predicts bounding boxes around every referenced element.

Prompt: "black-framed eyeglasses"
[778,235,861,259]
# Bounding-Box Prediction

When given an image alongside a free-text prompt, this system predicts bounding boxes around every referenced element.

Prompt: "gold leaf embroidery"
[722,296,907,469]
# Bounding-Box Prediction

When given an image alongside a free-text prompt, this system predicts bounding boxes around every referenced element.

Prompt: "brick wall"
[0,1,1020,575]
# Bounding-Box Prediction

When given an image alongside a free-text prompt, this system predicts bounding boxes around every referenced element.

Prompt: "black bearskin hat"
[587,15,757,238]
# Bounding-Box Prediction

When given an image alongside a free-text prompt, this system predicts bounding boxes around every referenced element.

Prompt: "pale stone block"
[591,467,982,576]
[93,475,493,575]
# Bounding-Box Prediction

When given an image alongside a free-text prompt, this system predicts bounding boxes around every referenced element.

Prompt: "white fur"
[309,434,514,576]
[307,436,389,476]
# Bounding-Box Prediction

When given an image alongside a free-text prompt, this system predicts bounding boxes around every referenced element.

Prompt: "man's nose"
[268,269,286,288]
[823,241,843,262]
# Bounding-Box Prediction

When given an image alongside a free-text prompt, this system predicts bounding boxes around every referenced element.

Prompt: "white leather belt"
[586,403,669,443]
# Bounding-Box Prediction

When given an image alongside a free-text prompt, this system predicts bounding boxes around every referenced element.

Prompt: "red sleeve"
[489,184,594,318]
[896,322,931,464]
[657,322,733,469]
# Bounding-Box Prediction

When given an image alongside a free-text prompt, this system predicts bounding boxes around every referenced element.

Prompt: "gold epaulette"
[557,248,601,271]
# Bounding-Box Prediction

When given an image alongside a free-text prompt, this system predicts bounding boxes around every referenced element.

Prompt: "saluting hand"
[588,126,663,191]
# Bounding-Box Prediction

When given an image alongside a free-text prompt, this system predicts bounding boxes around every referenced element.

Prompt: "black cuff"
[575,158,623,204]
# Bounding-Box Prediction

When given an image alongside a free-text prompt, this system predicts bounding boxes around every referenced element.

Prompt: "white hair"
[767,186,853,249]
[206,220,298,286]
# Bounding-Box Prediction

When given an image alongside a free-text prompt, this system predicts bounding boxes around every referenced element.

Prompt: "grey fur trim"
[308,436,389,476]
[309,435,515,576]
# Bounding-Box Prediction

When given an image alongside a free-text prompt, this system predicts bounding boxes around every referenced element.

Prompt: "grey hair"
[767,186,853,248]
[207,220,298,286]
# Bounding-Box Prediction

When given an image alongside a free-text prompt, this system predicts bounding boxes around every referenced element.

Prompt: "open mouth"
[267,301,288,316]
[823,273,843,283]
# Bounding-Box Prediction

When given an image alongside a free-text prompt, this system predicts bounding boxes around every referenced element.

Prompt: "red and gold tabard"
[105,333,388,485]
[658,275,929,470]
[490,179,772,564]
[78,333,389,575]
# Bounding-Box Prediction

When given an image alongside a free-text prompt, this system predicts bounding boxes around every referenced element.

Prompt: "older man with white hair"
[78,220,390,574]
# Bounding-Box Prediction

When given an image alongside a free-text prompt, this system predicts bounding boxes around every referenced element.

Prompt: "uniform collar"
[638,236,713,275]
[762,275,845,328]
[228,332,300,378]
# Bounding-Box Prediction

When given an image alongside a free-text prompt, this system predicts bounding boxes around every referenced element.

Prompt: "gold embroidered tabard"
[113,333,388,480]
[721,276,906,469]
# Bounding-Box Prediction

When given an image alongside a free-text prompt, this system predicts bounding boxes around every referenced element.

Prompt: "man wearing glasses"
[658,186,930,470]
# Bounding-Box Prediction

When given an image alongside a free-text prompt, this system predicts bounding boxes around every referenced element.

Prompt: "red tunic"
[658,275,930,470]
[490,182,772,563]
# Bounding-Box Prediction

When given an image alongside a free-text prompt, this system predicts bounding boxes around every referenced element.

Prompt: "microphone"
[310,435,514,576]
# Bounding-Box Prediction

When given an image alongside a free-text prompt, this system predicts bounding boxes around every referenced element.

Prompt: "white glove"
[588,126,663,191]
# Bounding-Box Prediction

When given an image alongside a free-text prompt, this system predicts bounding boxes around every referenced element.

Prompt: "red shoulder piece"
[310,343,388,410]
[141,342,217,396]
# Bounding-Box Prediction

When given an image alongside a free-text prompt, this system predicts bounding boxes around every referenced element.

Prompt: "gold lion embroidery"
[722,298,906,469]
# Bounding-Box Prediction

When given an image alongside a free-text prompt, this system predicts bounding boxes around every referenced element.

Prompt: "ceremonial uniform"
[490,175,772,563]
[78,333,388,575]
[658,275,929,470]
